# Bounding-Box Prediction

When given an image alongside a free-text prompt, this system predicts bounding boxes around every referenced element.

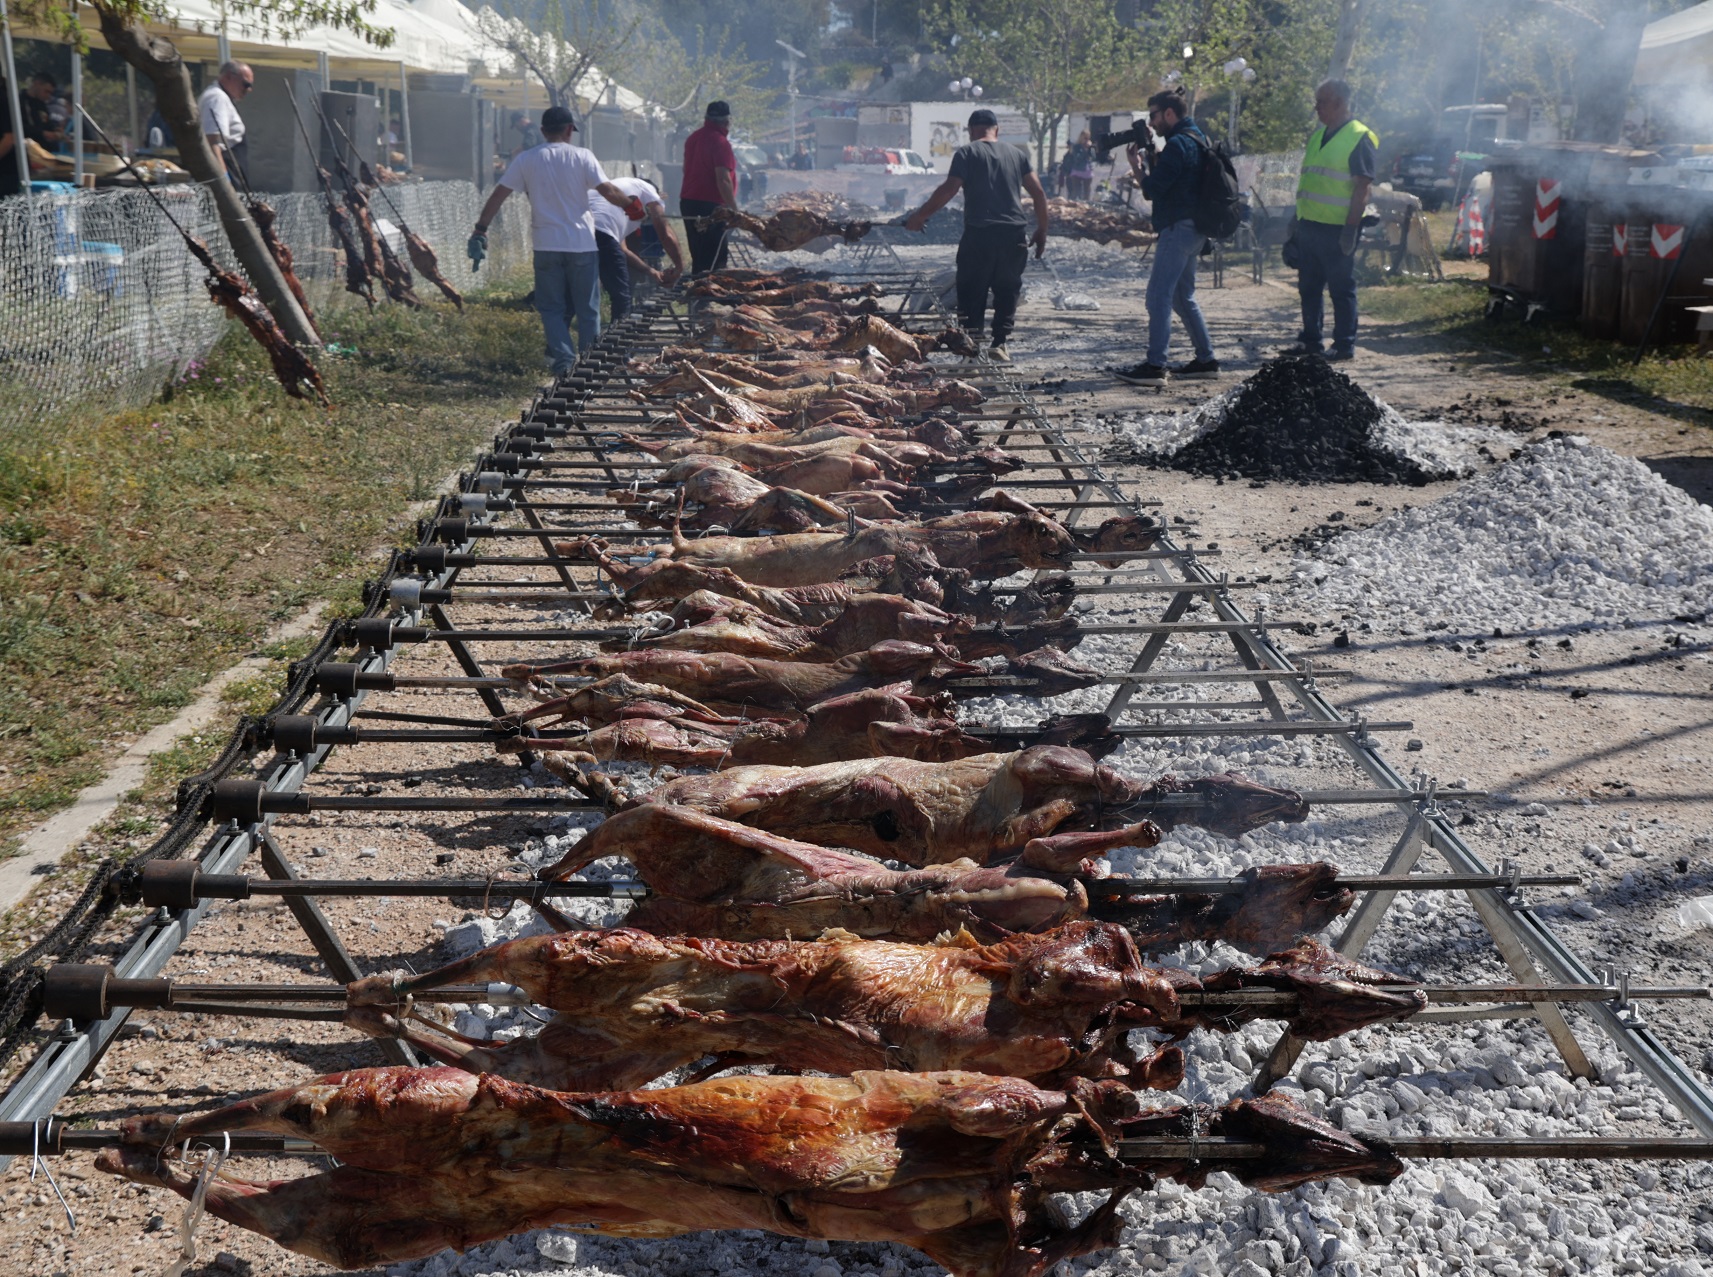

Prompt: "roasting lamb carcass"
[540,804,1090,941]
[611,591,970,661]
[535,747,1307,873]
[96,1069,1400,1276]
[95,1067,1153,1276]
[502,685,1000,769]
[503,640,979,714]
[713,205,874,251]
[555,512,1078,590]
[346,921,1188,1091]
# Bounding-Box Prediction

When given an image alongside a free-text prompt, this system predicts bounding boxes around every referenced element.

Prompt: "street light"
[777,39,805,152]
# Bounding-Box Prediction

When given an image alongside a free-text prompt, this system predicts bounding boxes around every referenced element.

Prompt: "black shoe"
[1172,358,1220,380]
[1114,362,1168,385]
[1325,348,1355,362]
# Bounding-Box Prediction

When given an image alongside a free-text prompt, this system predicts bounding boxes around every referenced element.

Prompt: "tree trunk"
[94,4,321,348]
[1571,2,1647,143]
[1325,0,1364,84]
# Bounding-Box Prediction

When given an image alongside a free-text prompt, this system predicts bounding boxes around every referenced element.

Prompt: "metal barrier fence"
[0,180,530,435]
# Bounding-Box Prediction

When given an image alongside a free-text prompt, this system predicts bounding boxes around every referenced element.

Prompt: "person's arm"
[0,131,13,160]
[474,183,513,232]
[647,202,686,280]
[714,164,737,209]
[1022,170,1049,258]
[1341,133,1378,253]
[620,238,664,282]
[1139,135,1187,202]
[905,176,962,231]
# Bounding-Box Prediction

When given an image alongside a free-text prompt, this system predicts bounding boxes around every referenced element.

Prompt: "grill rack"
[1,247,1709,1205]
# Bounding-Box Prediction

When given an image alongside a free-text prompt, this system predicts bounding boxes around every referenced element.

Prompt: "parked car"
[1389,135,1490,211]
[835,146,933,175]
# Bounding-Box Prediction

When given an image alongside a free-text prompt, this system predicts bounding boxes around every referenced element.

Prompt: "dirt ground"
[0,255,1709,1277]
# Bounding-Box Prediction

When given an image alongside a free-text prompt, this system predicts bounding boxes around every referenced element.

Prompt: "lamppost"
[1220,57,1257,150]
[778,39,805,152]
[946,76,983,99]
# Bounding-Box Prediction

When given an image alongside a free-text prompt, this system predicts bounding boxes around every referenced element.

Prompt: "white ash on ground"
[1292,435,1713,636]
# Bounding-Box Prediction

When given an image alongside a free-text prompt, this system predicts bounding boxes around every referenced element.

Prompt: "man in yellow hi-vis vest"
[1288,80,1377,362]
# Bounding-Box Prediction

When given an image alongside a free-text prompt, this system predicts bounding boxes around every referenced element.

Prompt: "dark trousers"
[596,231,632,322]
[681,197,729,275]
[955,223,1028,343]
[1295,219,1359,353]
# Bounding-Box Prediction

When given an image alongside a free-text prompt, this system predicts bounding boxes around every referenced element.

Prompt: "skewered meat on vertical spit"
[345,933,1421,1093]
[95,1069,1400,1276]
[245,197,318,336]
[712,205,873,251]
[534,746,1307,873]
[504,639,978,714]
[181,236,329,407]
[358,157,465,309]
[345,922,1189,1091]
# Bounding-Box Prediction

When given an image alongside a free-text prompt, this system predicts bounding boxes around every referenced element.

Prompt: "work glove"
[623,195,647,222]
[467,232,488,270]
[1338,223,1359,256]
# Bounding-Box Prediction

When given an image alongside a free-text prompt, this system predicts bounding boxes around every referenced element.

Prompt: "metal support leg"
[260,831,417,1067]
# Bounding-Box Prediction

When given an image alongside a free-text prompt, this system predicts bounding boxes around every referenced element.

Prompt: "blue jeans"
[534,249,601,372]
[1295,220,1358,353]
[1145,219,1214,367]
[595,232,633,323]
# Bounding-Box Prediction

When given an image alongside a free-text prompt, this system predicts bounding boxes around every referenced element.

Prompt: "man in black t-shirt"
[906,108,1048,362]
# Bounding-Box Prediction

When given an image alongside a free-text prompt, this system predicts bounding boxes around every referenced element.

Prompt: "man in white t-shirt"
[471,106,645,373]
[589,176,685,321]
[198,61,252,185]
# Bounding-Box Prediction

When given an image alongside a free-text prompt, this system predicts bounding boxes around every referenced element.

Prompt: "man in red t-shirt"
[680,100,738,274]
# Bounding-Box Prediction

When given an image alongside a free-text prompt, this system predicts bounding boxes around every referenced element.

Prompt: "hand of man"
[1126,142,1146,175]
[624,196,647,221]
[1338,223,1359,255]
[904,210,927,233]
[1032,225,1048,259]
[467,232,488,270]
[659,264,683,287]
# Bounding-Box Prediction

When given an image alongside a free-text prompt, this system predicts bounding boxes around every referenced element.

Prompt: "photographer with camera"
[905,108,1048,364]
[1285,80,1377,361]
[1112,89,1219,386]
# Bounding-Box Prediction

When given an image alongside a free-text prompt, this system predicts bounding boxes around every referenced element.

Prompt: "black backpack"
[1188,132,1243,240]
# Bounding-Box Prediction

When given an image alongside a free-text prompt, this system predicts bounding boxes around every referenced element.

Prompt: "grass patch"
[0,276,544,855]
[1361,275,1713,415]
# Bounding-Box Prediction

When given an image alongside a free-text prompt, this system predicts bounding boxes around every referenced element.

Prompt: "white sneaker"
[988,342,1011,363]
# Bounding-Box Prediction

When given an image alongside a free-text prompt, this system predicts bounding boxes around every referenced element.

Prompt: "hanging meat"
[503,639,979,715]
[713,205,874,251]
[182,236,329,407]
[345,922,1189,1092]
[534,746,1307,874]
[360,158,464,309]
[95,1068,1399,1277]
[244,197,318,338]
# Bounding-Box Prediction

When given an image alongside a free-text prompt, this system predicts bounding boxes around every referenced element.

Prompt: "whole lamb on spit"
[342,926,1424,1093]
[504,639,978,715]
[554,511,1094,589]
[95,1067,1400,1276]
[518,804,1358,948]
[532,744,1308,873]
[711,204,874,251]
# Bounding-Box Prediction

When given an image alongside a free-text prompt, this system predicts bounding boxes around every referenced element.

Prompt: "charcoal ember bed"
[1153,354,1436,485]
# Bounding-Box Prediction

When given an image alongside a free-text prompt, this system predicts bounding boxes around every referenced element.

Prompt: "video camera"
[1093,120,1155,164]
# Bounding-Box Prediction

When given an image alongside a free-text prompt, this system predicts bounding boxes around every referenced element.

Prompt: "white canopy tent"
[1635,1,1713,86]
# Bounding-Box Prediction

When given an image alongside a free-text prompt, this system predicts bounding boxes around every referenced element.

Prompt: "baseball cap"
[968,108,997,128]
[705,100,731,119]
[541,105,577,132]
